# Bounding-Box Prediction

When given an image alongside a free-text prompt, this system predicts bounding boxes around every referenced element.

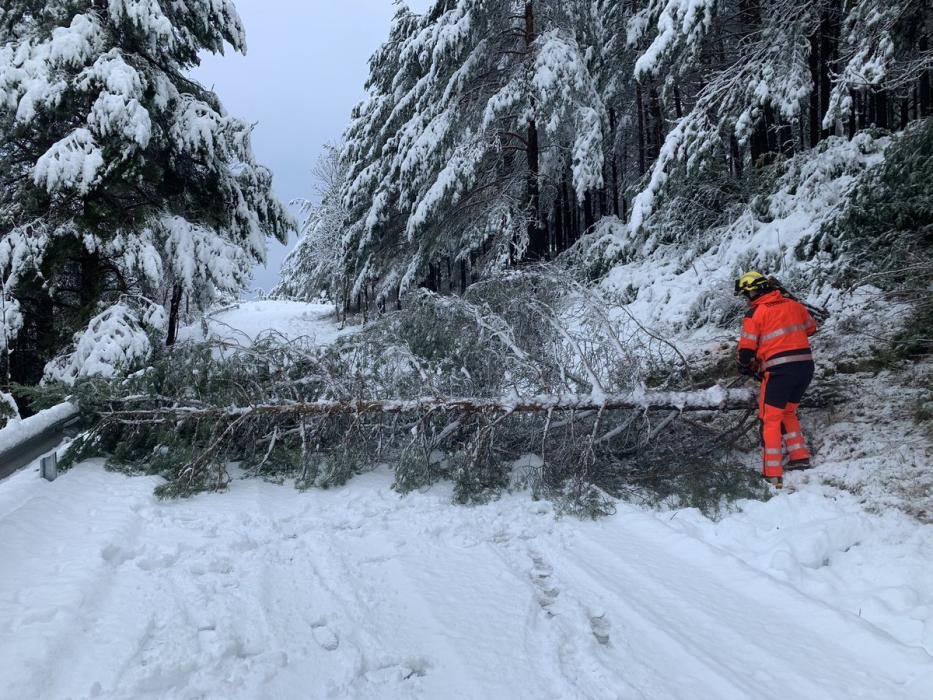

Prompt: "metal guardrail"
[0,411,82,481]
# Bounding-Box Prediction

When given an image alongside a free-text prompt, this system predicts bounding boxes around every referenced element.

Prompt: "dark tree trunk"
[777,120,794,156]
[9,273,55,396]
[343,279,351,322]
[78,248,101,322]
[460,260,468,294]
[166,284,183,346]
[608,109,620,216]
[523,1,546,261]
[849,90,858,138]
[919,32,931,117]
[526,121,545,259]
[731,132,744,179]
[583,191,595,232]
[636,84,647,175]
[649,87,664,162]
[819,0,842,139]
[750,111,770,166]
[809,29,821,147]
[554,197,565,253]
[561,180,574,245]
[598,181,608,223]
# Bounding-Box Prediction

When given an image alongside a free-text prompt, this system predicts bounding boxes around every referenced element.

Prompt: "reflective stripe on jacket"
[737,290,817,366]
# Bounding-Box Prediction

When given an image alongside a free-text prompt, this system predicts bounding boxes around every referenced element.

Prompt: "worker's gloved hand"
[737,360,761,378]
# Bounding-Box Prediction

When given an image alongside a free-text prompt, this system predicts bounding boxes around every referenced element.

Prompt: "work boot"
[786,458,812,471]
[763,475,783,489]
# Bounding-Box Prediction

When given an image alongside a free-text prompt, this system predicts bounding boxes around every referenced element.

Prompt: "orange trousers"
[758,361,814,477]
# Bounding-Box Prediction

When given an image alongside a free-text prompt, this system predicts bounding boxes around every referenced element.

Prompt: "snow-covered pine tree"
[273,144,349,305]
[0,1,292,388]
[338,0,607,310]
[621,0,932,245]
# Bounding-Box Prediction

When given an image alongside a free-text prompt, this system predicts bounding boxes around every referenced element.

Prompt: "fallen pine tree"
[54,271,842,514]
[101,386,758,421]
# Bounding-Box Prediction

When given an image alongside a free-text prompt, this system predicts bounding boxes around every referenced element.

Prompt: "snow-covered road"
[2,462,931,699]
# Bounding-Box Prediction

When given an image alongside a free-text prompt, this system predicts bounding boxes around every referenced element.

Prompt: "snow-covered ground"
[2,300,931,699]
[177,300,350,347]
[1,459,932,699]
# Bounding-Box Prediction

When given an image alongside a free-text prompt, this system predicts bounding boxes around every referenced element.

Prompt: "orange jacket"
[737,291,817,369]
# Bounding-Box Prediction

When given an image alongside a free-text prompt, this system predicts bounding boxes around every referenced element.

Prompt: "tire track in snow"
[547,521,933,699]
[487,539,656,699]
[6,465,932,699]
[251,483,477,698]
[0,468,157,699]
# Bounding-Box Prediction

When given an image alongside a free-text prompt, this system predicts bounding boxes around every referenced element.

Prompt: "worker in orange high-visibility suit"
[735,271,818,488]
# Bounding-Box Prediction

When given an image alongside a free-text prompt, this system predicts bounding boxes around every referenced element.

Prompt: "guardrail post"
[40,453,58,482]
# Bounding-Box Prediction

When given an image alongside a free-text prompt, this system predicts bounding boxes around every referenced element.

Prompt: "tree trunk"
[583,191,595,232]
[750,110,770,166]
[108,387,764,421]
[609,108,620,216]
[78,248,101,320]
[819,0,842,139]
[730,132,744,179]
[636,84,647,176]
[561,180,575,245]
[809,29,821,147]
[777,120,794,156]
[919,32,931,117]
[523,1,546,261]
[554,197,565,253]
[649,87,664,161]
[166,284,183,346]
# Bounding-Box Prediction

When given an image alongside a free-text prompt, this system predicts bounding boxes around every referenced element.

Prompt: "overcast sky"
[192,1,433,293]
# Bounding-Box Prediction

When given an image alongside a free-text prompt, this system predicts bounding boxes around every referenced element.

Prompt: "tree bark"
[562,179,576,245]
[730,132,744,179]
[809,29,821,147]
[166,284,183,346]
[584,191,595,232]
[819,0,842,139]
[649,87,664,161]
[554,192,568,255]
[749,108,770,166]
[523,1,546,261]
[919,31,931,117]
[636,84,647,176]
[107,387,763,422]
[609,108,620,216]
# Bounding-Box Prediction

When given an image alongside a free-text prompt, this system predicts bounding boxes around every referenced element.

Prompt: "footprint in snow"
[589,613,611,646]
[363,657,430,684]
[529,554,560,615]
[100,543,138,566]
[311,623,340,651]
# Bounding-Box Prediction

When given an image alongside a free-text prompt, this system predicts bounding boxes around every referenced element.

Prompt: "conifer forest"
[0,3,931,697]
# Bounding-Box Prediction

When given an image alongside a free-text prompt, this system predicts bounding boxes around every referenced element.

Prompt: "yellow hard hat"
[734,270,771,296]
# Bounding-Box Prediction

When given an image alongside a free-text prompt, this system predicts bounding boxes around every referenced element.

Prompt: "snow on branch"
[103,386,758,424]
